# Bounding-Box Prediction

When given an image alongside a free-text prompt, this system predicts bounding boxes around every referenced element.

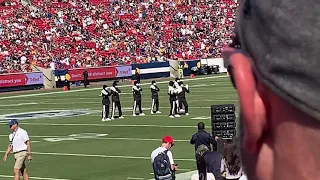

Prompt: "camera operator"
[191,145,223,180]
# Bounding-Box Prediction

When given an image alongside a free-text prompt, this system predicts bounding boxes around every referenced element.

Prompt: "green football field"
[0,75,238,180]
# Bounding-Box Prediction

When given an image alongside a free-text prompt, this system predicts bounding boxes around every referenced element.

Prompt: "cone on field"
[63,86,68,91]
[190,74,195,78]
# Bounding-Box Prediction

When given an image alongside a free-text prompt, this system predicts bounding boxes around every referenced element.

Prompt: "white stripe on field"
[0,122,197,128]
[0,175,70,180]
[0,135,190,142]
[0,75,227,100]
[148,170,197,180]
[126,177,144,180]
[0,151,195,161]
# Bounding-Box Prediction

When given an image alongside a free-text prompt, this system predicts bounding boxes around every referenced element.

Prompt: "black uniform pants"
[169,98,178,115]
[112,101,122,117]
[195,154,207,180]
[65,80,70,90]
[136,74,140,83]
[178,98,188,113]
[84,78,89,87]
[133,99,143,114]
[151,98,159,112]
[102,104,109,119]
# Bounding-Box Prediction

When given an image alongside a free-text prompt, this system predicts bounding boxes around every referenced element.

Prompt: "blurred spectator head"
[224,0,320,179]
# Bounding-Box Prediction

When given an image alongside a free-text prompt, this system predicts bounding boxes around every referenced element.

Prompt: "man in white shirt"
[3,120,32,180]
[151,136,178,180]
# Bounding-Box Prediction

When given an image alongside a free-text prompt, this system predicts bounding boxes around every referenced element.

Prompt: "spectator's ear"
[229,52,267,154]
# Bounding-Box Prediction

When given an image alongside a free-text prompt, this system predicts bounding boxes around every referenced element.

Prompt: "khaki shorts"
[14,151,27,170]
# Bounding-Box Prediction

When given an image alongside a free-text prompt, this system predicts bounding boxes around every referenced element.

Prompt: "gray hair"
[196,145,210,157]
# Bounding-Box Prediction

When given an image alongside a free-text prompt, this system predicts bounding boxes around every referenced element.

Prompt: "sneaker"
[175,114,181,118]
[169,115,175,118]
[102,118,106,122]
[151,111,154,114]
[111,117,115,120]
[156,111,162,114]
[119,116,124,119]
[139,113,145,116]
[133,113,136,117]
[105,118,111,121]
[185,113,189,116]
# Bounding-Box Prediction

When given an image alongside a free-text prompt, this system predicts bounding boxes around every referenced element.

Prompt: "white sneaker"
[151,111,154,114]
[105,118,111,121]
[139,113,145,116]
[185,113,189,116]
[175,114,181,117]
[111,117,115,120]
[133,113,136,117]
[169,115,175,118]
[102,118,106,122]
[119,116,124,119]
[156,111,162,114]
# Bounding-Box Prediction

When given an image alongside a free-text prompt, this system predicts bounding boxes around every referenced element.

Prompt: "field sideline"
[0,75,238,180]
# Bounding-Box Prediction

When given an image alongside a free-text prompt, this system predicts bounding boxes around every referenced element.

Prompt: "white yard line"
[0,135,190,142]
[0,106,212,111]
[0,123,197,128]
[148,170,197,180]
[126,178,145,180]
[0,151,195,161]
[0,75,227,100]
[0,175,70,180]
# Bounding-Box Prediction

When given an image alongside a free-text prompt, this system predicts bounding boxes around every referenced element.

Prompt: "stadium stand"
[0,0,239,74]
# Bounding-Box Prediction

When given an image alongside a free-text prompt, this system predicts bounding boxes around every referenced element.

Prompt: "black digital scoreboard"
[211,104,236,139]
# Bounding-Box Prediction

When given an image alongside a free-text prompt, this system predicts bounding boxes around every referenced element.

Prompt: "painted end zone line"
[0,75,227,100]
[0,175,69,180]
[0,151,195,162]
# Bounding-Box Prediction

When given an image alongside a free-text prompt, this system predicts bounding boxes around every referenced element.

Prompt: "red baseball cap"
[162,136,174,145]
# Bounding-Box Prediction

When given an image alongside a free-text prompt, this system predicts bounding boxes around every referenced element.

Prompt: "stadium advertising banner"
[0,72,44,88]
[68,67,116,81]
[115,65,132,78]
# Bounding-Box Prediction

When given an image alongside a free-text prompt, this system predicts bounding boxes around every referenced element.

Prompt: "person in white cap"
[3,120,32,180]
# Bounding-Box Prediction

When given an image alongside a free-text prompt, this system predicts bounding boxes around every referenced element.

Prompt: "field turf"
[0,75,238,180]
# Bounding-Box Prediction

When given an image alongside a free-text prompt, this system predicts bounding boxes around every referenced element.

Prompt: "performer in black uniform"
[178,81,190,115]
[110,81,124,119]
[101,85,111,121]
[168,81,180,118]
[83,70,89,88]
[132,81,145,116]
[150,80,161,114]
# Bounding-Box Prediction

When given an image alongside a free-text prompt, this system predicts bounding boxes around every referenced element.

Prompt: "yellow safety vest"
[65,73,71,81]
[197,62,201,68]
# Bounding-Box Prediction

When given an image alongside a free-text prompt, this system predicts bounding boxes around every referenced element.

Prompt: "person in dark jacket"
[132,81,145,116]
[191,122,219,176]
[110,81,124,119]
[194,145,223,180]
[150,80,161,114]
[190,122,218,151]
[101,85,111,121]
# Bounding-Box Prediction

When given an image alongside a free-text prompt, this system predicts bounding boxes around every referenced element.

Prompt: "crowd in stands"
[0,0,239,74]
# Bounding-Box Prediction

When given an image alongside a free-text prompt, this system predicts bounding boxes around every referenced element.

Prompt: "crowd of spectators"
[0,0,239,74]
